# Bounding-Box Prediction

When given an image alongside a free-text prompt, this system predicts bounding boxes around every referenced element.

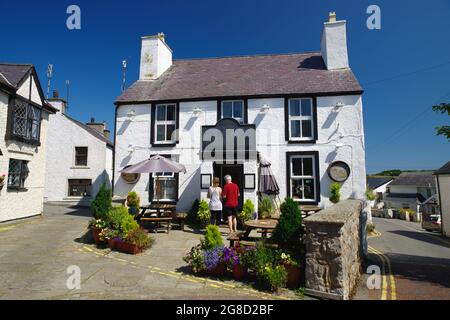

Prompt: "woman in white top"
[207,177,223,225]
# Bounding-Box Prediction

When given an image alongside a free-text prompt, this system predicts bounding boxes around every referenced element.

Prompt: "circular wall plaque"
[328,161,351,183]
[121,166,140,184]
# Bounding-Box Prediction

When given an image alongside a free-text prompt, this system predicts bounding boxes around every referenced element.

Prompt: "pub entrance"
[213,162,244,210]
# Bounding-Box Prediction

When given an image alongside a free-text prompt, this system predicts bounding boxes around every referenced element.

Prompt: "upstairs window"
[7,159,29,189]
[221,100,244,124]
[75,147,88,166]
[155,104,177,144]
[288,98,314,141]
[11,99,41,143]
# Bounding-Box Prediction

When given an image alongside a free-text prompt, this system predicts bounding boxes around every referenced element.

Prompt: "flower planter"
[284,263,301,289]
[91,227,103,245]
[107,238,116,250]
[232,265,247,281]
[115,240,142,255]
[208,263,225,277]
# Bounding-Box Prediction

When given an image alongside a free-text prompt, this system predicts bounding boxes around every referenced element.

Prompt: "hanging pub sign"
[328,161,351,183]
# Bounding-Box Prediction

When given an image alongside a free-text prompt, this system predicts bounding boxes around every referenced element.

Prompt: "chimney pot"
[53,90,59,98]
[329,12,337,23]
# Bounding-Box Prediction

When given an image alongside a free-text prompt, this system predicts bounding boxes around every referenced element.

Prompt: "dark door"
[213,163,244,210]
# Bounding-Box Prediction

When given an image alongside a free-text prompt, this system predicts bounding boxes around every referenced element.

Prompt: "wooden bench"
[139,217,172,234]
[172,212,187,231]
[227,231,246,247]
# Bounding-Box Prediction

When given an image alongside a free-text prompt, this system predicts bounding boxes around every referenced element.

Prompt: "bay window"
[11,99,41,143]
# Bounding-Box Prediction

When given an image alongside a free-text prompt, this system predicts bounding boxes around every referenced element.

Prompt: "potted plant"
[238,199,254,224]
[102,229,120,249]
[280,252,301,289]
[204,246,226,276]
[90,183,112,221]
[224,246,248,280]
[0,174,5,191]
[197,199,211,227]
[262,264,287,293]
[126,191,141,216]
[201,225,224,249]
[258,196,274,219]
[89,219,107,245]
[330,183,341,204]
[116,228,152,254]
[183,244,205,274]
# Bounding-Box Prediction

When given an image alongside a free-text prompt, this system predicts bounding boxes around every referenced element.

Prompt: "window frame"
[151,103,179,146]
[217,98,248,124]
[286,151,320,205]
[74,147,89,167]
[149,154,179,203]
[221,100,245,124]
[154,103,177,144]
[287,98,314,141]
[9,97,42,145]
[7,159,29,190]
[67,179,92,197]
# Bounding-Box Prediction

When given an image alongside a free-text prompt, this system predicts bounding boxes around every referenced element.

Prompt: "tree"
[272,198,302,251]
[432,103,450,141]
[90,183,112,220]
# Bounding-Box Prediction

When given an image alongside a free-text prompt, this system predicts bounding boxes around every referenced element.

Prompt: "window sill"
[70,166,91,170]
[63,197,92,200]
[288,139,317,144]
[151,142,177,147]
[7,187,29,193]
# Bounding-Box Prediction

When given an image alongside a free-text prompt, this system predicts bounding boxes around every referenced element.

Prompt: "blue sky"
[1,0,449,173]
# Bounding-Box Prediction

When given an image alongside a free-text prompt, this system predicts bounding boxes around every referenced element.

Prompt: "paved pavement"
[0,204,300,300]
[358,217,450,300]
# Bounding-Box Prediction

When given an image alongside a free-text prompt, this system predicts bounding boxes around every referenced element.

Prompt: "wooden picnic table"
[135,203,177,233]
[228,219,278,247]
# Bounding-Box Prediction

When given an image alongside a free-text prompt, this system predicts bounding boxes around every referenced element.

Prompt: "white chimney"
[139,32,173,80]
[321,12,349,70]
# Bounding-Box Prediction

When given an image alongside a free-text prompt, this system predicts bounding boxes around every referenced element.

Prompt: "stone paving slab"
[0,204,302,300]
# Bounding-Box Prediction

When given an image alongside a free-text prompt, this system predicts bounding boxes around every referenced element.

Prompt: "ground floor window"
[153,175,177,201]
[7,159,29,189]
[286,152,320,204]
[68,179,92,197]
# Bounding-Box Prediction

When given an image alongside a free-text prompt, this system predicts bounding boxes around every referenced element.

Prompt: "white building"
[435,161,450,237]
[113,13,367,212]
[0,63,56,223]
[44,92,113,206]
[367,177,394,208]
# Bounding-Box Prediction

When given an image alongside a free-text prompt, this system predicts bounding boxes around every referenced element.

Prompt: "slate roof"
[367,177,394,189]
[389,172,436,188]
[435,161,450,175]
[0,63,33,88]
[63,114,114,147]
[116,52,363,103]
[385,193,427,203]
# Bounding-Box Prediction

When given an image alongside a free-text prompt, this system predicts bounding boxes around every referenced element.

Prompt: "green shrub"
[125,228,153,249]
[201,225,223,250]
[106,206,129,230]
[366,224,376,233]
[330,183,341,204]
[121,214,139,238]
[271,198,302,251]
[197,199,211,226]
[187,199,200,224]
[262,265,287,292]
[251,241,280,275]
[239,199,255,222]
[127,191,141,208]
[90,183,112,220]
[366,188,376,201]
[259,196,274,219]
[183,245,205,274]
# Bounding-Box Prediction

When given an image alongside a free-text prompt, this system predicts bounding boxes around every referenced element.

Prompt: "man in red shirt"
[222,175,240,234]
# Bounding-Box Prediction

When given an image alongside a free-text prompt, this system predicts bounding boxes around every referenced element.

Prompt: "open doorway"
[213,163,244,210]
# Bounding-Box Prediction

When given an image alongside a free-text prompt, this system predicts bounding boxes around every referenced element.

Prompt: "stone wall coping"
[304,200,363,225]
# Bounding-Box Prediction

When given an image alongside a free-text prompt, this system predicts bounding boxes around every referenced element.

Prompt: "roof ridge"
[174,51,321,62]
[0,71,12,86]
[62,114,113,146]
[0,63,33,67]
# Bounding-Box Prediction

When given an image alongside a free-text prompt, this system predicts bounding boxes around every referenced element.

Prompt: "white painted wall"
[436,175,450,237]
[0,87,51,222]
[321,20,349,70]
[139,35,173,80]
[44,112,112,205]
[114,94,366,212]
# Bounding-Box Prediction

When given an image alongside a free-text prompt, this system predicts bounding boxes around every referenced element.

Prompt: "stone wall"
[304,200,364,300]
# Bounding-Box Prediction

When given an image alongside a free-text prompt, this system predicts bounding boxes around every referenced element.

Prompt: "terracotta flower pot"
[116,240,142,255]
[233,265,247,281]
[209,263,225,277]
[91,227,103,245]
[107,238,116,250]
[284,263,301,289]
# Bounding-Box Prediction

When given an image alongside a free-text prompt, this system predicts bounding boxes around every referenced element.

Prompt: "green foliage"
[187,199,200,224]
[121,214,139,238]
[295,287,306,299]
[261,264,287,292]
[271,198,302,251]
[90,183,112,220]
[125,228,153,249]
[201,225,223,250]
[239,199,255,222]
[259,196,274,219]
[330,183,341,204]
[183,244,205,274]
[126,191,140,208]
[105,206,138,238]
[88,219,106,229]
[371,170,402,177]
[432,103,450,141]
[197,199,211,226]
[366,188,377,201]
[366,224,376,233]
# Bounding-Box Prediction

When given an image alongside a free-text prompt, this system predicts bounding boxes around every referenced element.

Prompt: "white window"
[152,155,178,202]
[155,104,177,143]
[221,100,244,124]
[288,98,314,140]
[290,155,316,202]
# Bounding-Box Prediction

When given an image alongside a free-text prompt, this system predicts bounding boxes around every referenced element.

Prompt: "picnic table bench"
[140,217,172,234]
